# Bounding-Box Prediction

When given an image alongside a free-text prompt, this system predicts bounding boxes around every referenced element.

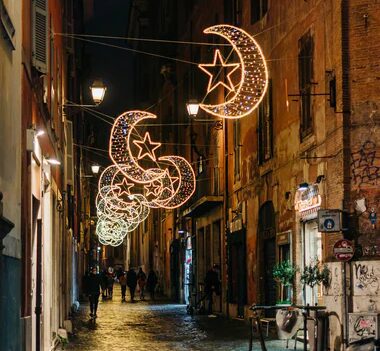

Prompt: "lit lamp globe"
[186,100,200,117]
[90,79,107,105]
[91,165,100,175]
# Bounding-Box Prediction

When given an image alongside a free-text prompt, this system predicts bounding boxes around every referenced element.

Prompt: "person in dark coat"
[106,270,114,299]
[137,267,147,300]
[204,264,220,315]
[119,272,127,302]
[100,269,107,299]
[126,268,138,302]
[87,267,102,317]
[147,268,158,300]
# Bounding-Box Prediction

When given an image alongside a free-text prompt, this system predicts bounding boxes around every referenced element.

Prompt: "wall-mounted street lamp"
[186,100,200,117]
[91,164,100,175]
[90,79,107,105]
[64,79,107,108]
[46,158,61,166]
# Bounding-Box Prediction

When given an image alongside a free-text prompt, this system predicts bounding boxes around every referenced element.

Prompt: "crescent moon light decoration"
[198,24,268,119]
[95,110,196,246]
[109,110,196,209]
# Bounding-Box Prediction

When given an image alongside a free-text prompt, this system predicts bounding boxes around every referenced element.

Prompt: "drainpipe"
[341,0,351,348]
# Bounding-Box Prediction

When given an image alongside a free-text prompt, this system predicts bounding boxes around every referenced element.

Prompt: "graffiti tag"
[351,141,380,186]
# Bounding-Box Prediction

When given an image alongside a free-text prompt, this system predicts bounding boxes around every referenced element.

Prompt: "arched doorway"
[258,201,276,307]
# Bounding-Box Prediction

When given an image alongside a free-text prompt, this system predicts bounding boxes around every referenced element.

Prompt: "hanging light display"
[198,24,268,119]
[95,110,196,247]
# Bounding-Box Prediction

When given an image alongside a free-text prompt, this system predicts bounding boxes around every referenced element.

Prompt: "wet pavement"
[65,289,304,351]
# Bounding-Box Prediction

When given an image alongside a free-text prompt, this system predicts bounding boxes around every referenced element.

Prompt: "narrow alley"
[65,291,297,351]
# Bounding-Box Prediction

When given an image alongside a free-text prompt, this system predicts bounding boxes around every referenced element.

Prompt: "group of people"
[120,267,158,302]
[84,266,158,318]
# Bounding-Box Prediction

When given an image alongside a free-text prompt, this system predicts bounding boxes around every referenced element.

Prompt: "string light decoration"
[199,49,240,94]
[109,110,196,209]
[95,165,151,246]
[198,24,268,119]
[95,110,196,246]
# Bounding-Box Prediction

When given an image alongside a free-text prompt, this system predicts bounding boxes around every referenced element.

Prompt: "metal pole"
[343,262,348,348]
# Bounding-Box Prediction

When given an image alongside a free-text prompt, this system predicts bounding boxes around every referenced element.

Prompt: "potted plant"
[273,260,298,304]
[300,259,331,288]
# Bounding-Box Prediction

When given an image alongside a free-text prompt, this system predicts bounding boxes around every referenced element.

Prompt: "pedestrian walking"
[137,267,147,300]
[100,269,107,299]
[107,269,114,299]
[126,268,137,302]
[147,268,158,300]
[87,267,102,318]
[204,264,220,316]
[119,271,127,302]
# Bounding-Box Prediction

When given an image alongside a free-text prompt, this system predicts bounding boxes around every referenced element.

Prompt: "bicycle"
[186,283,207,316]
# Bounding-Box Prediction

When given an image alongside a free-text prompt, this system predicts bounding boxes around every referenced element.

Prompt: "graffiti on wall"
[348,313,377,343]
[351,141,380,186]
[353,261,380,295]
[323,263,343,302]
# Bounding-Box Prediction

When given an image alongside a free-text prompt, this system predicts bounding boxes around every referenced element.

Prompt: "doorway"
[228,229,247,318]
[258,202,276,309]
[303,220,322,305]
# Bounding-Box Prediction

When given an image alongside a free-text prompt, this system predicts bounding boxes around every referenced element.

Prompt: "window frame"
[298,30,314,140]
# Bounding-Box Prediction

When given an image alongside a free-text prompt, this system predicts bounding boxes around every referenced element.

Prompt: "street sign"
[318,209,341,232]
[333,239,354,261]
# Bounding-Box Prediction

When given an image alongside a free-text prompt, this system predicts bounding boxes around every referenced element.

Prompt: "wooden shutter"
[32,0,48,73]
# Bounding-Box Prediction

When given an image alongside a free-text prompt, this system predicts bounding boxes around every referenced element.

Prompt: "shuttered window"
[298,31,314,139]
[32,0,48,73]
[258,79,273,164]
[66,121,74,188]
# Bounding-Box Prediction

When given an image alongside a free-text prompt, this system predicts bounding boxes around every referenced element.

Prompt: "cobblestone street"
[65,290,303,351]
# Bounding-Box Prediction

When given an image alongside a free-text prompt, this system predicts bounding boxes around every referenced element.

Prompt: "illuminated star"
[115,178,134,197]
[133,132,161,161]
[145,182,158,197]
[198,49,240,94]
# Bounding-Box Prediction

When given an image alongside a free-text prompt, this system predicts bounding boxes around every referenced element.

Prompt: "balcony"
[182,167,223,218]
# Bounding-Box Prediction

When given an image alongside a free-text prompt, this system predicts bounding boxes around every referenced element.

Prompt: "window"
[233,120,241,181]
[258,79,273,164]
[298,31,314,139]
[32,0,48,73]
[251,0,268,24]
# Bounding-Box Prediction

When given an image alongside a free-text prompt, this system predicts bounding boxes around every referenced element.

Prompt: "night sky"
[83,0,134,164]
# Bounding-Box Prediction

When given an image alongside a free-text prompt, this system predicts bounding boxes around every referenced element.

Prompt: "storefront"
[295,184,323,305]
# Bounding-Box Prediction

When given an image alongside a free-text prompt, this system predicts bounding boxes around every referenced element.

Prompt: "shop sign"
[277,230,291,245]
[294,184,321,215]
[318,209,341,232]
[333,239,354,261]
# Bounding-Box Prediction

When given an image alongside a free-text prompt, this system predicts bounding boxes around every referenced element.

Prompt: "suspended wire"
[62,35,199,66]
[54,17,292,47]
[55,32,230,46]
[56,33,304,67]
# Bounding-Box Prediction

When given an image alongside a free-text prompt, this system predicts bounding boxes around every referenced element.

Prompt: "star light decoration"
[95,110,196,247]
[198,24,269,119]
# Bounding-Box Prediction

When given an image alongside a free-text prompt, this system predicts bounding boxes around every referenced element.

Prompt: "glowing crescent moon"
[199,24,268,119]
[109,111,164,183]
[152,155,196,209]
